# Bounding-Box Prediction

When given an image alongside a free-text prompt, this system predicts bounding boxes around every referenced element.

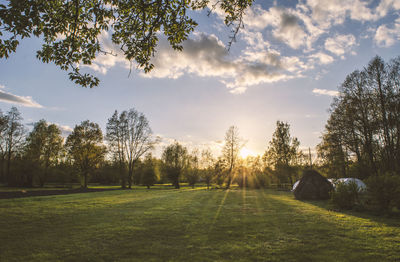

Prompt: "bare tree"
[1,107,25,186]
[222,126,243,189]
[106,110,128,188]
[107,109,157,189]
[0,110,8,183]
[122,109,157,189]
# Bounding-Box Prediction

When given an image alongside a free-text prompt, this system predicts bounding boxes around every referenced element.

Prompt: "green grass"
[0,187,399,262]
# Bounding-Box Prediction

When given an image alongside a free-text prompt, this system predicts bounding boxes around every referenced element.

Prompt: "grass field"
[0,187,399,262]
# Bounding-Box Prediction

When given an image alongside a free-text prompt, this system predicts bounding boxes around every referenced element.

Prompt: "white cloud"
[0,85,43,108]
[374,18,400,47]
[309,52,334,65]
[78,1,399,94]
[376,0,400,17]
[56,124,73,135]
[312,88,339,96]
[82,31,129,74]
[324,34,357,56]
[243,6,307,49]
[306,0,378,29]
[142,33,302,93]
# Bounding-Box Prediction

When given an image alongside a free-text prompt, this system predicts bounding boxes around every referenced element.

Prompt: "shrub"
[366,172,400,211]
[330,181,359,210]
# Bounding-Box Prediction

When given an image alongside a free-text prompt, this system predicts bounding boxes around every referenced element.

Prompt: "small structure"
[293,170,333,200]
[328,178,367,192]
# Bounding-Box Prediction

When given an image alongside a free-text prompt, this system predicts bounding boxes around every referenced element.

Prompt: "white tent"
[292,177,366,192]
[292,180,300,191]
[328,178,367,192]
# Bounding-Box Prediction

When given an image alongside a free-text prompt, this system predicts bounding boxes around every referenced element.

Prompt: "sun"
[239,147,255,159]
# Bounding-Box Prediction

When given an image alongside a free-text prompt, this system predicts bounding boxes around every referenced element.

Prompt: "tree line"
[4,55,397,190]
[0,107,307,189]
[317,56,400,179]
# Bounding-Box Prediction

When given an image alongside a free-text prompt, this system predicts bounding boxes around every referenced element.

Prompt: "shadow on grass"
[294,193,400,227]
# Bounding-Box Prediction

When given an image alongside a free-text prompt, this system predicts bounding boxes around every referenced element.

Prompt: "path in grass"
[0,188,399,262]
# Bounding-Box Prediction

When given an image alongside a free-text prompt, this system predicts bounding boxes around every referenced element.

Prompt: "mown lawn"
[0,187,399,262]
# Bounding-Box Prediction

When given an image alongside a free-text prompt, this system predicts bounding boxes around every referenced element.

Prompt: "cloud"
[376,0,400,17]
[0,85,43,108]
[142,33,302,93]
[312,88,339,96]
[243,6,307,49]
[82,31,129,74]
[56,124,74,135]
[374,18,400,47]
[309,52,334,64]
[305,0,378,28]
[272,12,307,49]
[79,1,399,94]
[324,34,357,56]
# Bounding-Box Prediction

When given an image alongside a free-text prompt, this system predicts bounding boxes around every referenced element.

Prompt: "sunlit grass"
[0,188,399,261]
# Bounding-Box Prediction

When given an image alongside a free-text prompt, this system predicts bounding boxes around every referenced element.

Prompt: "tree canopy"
[66,120,106,188]
[0,0,254,88]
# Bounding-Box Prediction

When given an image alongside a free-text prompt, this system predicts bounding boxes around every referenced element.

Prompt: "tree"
[141,153,157,189]
[318,56,400,179]
[265,121,301,185]
[222,126,242,189]
[186,149,200,188]
[200,149,215,189]
[106,109,157,189]
[162,142,188,189]
[123,109,156,189]
[0,0,254,87]
[0,110,8,183]
[0,107,25,186]
[106,110,127,187]
[66,120,106,188]
[25,120,64,187]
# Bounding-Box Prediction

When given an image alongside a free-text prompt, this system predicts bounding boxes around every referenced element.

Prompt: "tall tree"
[123,109,156,189]
[186,149,200,189]
[25,120,64,187]
[0,110,8,183]
[106,110,127,187]
[200,149,215,189]
[162,142,188,189]
[66,120,106,188]
[0,107,25,186]
[222,126,242,189]
[0,0,253,87]
[141,153,157,189]
[106,109,156,189]
[319,55,400,178]
[265,121,301,185]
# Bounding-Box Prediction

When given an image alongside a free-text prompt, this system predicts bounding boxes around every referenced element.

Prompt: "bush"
[366,172,400,212]
[330,181,360,210]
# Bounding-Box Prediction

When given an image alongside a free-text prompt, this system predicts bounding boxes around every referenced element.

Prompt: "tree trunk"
[119,161,126,189]
[226,175,232,189]
[83,172,88,188]
[6,150,12,186]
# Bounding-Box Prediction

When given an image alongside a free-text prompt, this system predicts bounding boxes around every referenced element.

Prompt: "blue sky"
[0,0,400,157]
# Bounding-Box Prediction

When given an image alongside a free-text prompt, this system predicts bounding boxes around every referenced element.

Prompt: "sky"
[0,0,400,158]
